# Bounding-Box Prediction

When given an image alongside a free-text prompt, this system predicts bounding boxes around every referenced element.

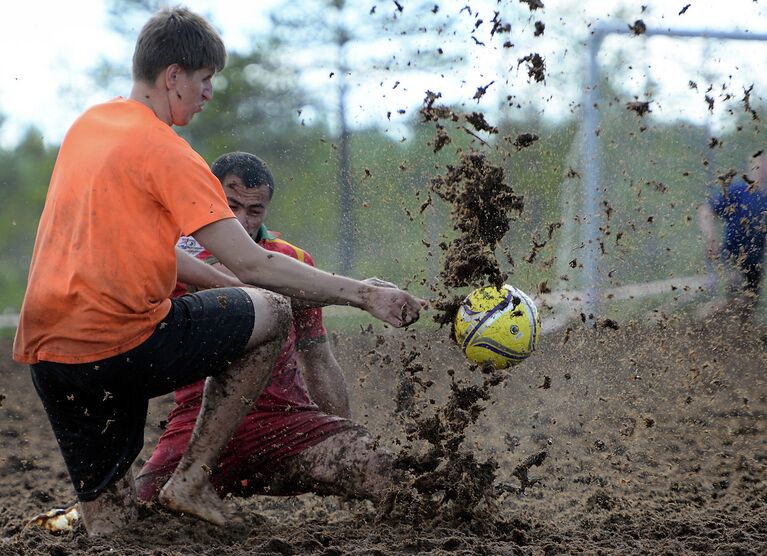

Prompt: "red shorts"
[136,402,355,499]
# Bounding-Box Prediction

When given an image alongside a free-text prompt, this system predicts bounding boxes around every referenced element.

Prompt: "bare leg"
[266,428,402,501]
[159,288,290,525]
[79,469,137,536]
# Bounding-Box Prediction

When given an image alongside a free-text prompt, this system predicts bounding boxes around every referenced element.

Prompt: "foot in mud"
[79,472,138,536]
[158,468,239,527]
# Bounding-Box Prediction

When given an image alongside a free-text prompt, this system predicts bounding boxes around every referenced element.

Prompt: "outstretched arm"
[697,204,719,260]
[298,338,351,418]
[192,218,426,327]
[291,277,400,310]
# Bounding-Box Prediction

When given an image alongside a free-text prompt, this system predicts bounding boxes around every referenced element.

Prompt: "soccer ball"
[454,284,540,369]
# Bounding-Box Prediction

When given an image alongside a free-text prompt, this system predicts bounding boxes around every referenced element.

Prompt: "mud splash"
[380,93,534,530]
[384,347,534,535]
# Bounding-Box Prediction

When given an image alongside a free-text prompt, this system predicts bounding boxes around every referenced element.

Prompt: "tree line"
[1,0,765,319]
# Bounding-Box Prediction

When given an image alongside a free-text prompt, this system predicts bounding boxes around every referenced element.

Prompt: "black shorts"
[723,250,763,296]
[743,265,762,295]
[30,287,255,502]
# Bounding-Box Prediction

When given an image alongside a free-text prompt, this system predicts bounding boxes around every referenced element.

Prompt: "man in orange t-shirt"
[14,7,425,536]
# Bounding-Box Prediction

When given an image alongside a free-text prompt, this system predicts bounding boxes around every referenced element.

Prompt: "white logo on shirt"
[176,236,205,257]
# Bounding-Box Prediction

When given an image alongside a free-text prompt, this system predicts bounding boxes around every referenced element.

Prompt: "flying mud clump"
[517,53,546,83]
[419,91,524,294]
[431,152,523,291]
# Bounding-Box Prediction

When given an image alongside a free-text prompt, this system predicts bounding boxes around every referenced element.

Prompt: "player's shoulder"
[729,180,749,194]
[261,233,314,264]
[712,180,747,204]
[83,98,191,159]
[728,180,767,207]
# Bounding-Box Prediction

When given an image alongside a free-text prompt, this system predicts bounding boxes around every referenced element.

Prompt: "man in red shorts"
[135,152,398,501]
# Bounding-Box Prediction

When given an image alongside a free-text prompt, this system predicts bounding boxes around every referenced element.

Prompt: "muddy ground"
[1,311,766,555]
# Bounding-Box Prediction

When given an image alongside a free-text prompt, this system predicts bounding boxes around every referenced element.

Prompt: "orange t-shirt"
[13,98,235,364]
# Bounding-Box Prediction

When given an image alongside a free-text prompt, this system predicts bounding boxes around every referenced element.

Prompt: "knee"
[264,290,291,332]
[245,289,291,344]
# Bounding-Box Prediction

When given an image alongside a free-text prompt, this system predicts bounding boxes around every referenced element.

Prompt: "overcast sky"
[3,0,767,147]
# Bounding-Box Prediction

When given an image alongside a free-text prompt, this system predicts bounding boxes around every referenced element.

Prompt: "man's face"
[168,66,214,126]
[222,173,271,236]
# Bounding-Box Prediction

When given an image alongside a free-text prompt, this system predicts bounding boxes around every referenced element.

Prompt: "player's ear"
[164,64,182,91]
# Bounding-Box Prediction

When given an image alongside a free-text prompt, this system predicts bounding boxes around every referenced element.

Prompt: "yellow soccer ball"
[454,284,541,369]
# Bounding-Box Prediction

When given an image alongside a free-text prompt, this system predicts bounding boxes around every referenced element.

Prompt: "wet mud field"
[1,313,766,555]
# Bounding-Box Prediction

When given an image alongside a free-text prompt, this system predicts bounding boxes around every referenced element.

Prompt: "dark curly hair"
[211,152,275,198]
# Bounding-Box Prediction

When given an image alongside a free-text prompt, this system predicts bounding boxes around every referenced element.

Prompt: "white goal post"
[577,23,767,319]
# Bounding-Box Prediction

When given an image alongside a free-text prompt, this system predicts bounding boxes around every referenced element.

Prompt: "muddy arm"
[298,339,352,419]
[193,218,425,327]
[696,203,720,260]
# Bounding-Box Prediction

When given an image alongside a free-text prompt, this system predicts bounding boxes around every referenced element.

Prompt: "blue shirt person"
[698,151,767,318]
[709,180,767,271]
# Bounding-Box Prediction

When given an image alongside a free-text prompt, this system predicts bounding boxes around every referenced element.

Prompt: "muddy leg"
[159,289,290,525]
[79,469,137,536]
[268,428,402,501]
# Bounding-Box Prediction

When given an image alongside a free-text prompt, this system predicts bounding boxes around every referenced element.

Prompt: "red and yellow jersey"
[137,229,352,494]
[172,230,326,412]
